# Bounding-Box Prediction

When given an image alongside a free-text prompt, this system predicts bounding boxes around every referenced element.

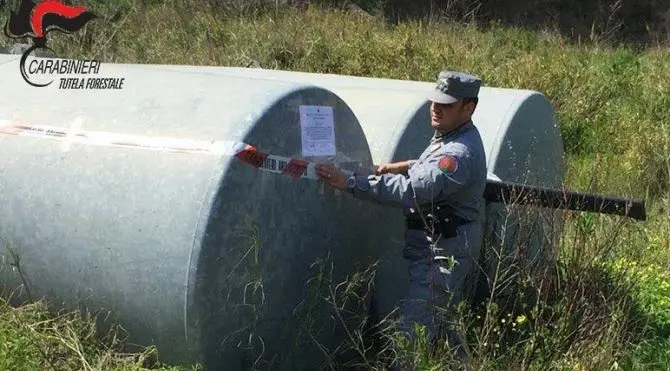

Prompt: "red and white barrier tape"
[0,119,319,180]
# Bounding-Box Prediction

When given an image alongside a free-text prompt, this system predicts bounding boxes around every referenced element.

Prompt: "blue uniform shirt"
[345,121,487,221]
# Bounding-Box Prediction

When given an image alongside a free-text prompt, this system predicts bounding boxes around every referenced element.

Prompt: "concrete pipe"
[0,54,384,370]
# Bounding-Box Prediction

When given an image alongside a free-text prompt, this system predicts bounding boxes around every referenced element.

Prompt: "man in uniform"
[316,71,488,365]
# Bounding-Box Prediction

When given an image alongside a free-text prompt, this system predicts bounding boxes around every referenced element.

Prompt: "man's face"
[430,100,473,131]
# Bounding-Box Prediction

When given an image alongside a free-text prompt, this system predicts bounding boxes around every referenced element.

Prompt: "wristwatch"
[341,169,356,193]
[346,175,357,190]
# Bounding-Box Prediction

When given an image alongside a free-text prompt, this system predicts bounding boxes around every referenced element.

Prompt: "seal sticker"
[438,155,458,175]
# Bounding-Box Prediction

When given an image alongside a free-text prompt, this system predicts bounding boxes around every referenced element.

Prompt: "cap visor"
[428,90,458,104]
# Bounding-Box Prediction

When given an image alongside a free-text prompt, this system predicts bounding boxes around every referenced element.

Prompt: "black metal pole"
[484,179,647,221]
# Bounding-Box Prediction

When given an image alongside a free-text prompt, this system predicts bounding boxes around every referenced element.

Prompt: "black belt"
[405,206,471,238]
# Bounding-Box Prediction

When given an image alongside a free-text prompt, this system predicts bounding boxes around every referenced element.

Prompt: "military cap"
[428,71,481,104]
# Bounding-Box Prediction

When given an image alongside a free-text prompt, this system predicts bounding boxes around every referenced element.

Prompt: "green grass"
[0,293,192,371]
[1,1,669,370]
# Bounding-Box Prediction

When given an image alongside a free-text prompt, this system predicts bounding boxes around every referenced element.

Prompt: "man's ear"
[464,101,476,115]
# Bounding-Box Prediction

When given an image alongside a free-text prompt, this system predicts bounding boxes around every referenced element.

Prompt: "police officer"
[316,71,487,364]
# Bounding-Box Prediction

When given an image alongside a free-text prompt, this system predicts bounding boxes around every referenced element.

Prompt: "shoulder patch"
[438,155,458,175]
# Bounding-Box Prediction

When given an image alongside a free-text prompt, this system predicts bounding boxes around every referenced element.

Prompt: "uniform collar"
[432,120,473,142]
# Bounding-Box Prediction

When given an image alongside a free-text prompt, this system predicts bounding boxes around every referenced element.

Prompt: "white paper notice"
[299,105,336,157]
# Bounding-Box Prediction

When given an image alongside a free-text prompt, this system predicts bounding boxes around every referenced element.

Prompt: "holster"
[405,205,470,238]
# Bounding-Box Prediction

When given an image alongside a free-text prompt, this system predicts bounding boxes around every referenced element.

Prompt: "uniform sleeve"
[408,143,473,201]
[345,173,411,208]
[345,144,473,207]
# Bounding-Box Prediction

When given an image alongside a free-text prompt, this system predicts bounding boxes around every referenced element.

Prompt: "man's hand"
[315,163,347,190]
[375,161,411,175]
